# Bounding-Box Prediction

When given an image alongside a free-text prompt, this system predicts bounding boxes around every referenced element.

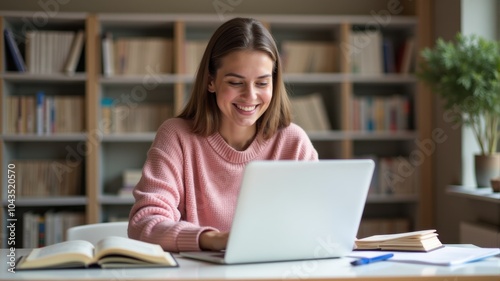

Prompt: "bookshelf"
[0,3,433,247]
[0,12,90,248]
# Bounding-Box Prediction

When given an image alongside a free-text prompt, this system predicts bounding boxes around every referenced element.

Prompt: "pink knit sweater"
[128,118,318,252]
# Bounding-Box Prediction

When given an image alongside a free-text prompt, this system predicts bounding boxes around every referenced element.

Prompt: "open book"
[17,236,178,270]
[355,229,443,252]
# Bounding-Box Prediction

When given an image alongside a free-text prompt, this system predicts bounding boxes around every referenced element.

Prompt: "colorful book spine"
[36,91,45,135]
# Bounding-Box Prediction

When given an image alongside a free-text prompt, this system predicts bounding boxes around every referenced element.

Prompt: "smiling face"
[208,50,274,145]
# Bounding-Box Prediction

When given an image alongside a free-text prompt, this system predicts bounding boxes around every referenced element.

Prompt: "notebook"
[180,159,375,264]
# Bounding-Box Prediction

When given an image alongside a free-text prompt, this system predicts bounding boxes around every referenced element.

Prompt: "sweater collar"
[207,132,268,164]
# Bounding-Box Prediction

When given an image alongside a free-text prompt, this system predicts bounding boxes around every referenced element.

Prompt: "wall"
[462,0,498,39]
[432,0,468,244]
[0,0,416,15]
[460,0,499,187]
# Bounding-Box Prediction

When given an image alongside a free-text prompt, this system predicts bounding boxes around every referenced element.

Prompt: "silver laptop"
[180,159,375,264]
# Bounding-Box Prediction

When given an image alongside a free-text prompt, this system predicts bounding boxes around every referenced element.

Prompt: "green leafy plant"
[418,33,500,155]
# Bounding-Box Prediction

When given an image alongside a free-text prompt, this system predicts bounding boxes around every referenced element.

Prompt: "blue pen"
[350,253,394,266]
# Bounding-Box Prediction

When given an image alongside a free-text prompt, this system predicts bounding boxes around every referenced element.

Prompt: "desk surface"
[2,248,500,281]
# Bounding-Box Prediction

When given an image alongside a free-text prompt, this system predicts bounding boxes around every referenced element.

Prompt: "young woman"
[128,17,318,252]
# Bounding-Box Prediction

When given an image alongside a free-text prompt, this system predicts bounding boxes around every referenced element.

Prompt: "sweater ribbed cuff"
[177,226,217,252]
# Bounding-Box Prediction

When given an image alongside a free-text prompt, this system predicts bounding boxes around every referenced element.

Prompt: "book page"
[18,240,94,269]
[26,240,94,261]
[357,229,436,242]
[95,236,176,266]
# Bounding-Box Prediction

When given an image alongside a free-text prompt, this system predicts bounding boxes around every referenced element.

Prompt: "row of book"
[183,40,208,74]
[101,98,173,133]
[4,29,413,76]
[183,40,339,75]
[5,93,85,134]
[357,217,411,238]
[12,160,83,197]
[102,33,173,76]
[290,93,331,132]
[4,29,84,75]
[281,41,338,73]
[23,211,85,248]
[351,94,411,131]
[364,155,417,195]
[350,30,414,74]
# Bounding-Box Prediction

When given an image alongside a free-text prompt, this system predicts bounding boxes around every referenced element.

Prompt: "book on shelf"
[382,38,396,73]
[36,91,44,134]
[7,92,84,134]
[23,211,85,248]
[184,40,208,74]
[4,28,27,72]
[25,30,82,74]
[13,159,83,197]
[350,30,383,74]
[378,156,416,195]
[64,30,85,75]
[290,93,331,132]
[351,94,410,132]
[281,40,338,73]
[110,36,173,75]
[352,32,414,74]
[17,236,178,270]
[101,32,114,76]
[396,37,415,74]
[355,229,443,252]
[101,99,173,133]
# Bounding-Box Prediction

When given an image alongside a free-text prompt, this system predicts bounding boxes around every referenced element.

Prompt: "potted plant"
[418,33,500,187]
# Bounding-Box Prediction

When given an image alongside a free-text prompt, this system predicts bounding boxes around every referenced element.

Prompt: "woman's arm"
[127,120,217,252]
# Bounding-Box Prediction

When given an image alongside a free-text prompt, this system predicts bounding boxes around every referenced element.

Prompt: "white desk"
[1,248,499,281]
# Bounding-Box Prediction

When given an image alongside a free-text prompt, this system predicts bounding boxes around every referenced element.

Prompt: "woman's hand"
[199,230,229,251]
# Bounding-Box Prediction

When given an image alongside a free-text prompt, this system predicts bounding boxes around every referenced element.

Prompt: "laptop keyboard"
[211,253,225,258]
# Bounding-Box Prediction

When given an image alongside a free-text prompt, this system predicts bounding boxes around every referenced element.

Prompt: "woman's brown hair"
[177,17,291,139]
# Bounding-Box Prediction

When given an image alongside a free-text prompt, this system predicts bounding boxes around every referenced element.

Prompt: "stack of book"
[355,229,443,252]
[117,169,142,197]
